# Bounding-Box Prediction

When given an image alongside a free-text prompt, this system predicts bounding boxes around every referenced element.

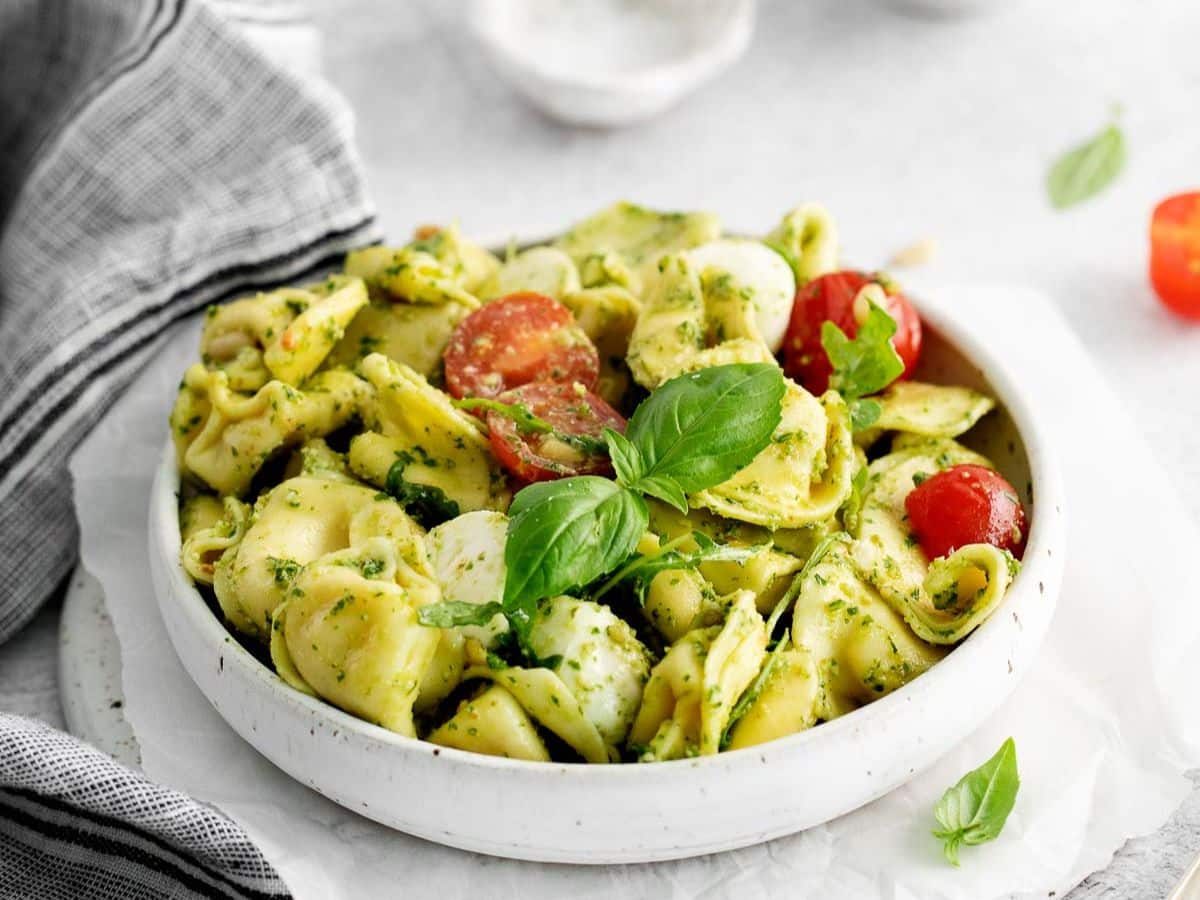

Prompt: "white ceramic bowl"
[468,0,755,128]
[148,298,1064,864]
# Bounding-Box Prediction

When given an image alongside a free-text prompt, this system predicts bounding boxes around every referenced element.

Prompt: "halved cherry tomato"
[905,464,1027,561]
[1150,192,1200,319]
[782,271,922,395]
[486,382,626,483]
[443,293,599,399]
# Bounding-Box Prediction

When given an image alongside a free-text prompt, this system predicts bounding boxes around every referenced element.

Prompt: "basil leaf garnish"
[417,600,503,629]
[821,301,905,407]
[625,363,786,494]
[1047,122,1125,210]
[932,737,1020,866]
[503,476,647,649]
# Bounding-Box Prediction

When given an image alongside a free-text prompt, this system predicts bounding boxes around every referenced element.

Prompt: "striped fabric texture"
[0,0,378,643]
[0,0,380,894]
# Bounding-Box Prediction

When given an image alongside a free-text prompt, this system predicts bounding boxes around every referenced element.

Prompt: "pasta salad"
[173,202,1027,764]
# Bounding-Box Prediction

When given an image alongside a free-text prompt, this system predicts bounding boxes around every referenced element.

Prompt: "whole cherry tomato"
[905,464,1027,561]
[443,293,599,399]
[1150,192,1200,319]
[782,271,922,395]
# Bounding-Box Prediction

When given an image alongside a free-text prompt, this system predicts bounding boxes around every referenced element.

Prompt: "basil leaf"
[821,302,905,402]
[417,600,503,628]
[626,363,786,494]
[503,477,647,648]
[453,397,554,435]
[932,737,1020,866]
[849,397,882,432]
[603,427,645,486]
[1047,123,1125,210]
[592,531,762,602]
[631,474,688,514]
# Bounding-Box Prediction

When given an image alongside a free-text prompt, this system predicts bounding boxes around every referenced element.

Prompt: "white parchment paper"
[71,286,1200,899]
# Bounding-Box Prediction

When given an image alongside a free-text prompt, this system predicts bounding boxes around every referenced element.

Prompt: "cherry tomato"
[1150,192,1200,319]
[486,382,626,483]
[443,293,600,399]
[905,464,1027,561]
[782,271,922,395]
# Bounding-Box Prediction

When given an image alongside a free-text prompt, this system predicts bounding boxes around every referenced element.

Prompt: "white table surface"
[5,0,1200,896]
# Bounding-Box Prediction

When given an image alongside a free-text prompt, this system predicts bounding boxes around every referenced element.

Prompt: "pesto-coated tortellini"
[464,665,612,763]
[173,364,368,496]
[175,201,1030,765]
[348,354,510,515]
[692,386,856,530]
[478,246,581,301]
[326,299,470,378]
[764,203,838,286]
[345,225,497,306]
[555,201,721,284]
[428,685,550,761]
[629,591,767,760]
[870,381,995,439]
[850,439,1017,643]
[273,540,441,737]
[626,254,775,389]
[213,477,415,641]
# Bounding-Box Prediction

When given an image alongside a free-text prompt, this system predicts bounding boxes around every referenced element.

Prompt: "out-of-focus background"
[305,0,1200,507]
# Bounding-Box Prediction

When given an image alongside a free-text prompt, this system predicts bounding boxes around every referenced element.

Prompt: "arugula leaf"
[1047,122,1125,210]
[932,737,1020,866]
[592,531,762,602]
[765,532,849,635]
[821,302,905,406]
[417,600,503,629]
[456,397,606,454]
[603,427,645,486]
[626,363,786,494]
[722,628,791,749]
[503,477,647,650]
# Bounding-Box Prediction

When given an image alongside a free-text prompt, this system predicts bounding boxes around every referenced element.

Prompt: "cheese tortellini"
[176,201,1029,765]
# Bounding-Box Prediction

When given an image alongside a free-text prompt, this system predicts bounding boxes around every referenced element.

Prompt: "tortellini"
[345,225,497,306]
[211,477,413,640]
[693,386,856,529]
[764,203,839,286]
[173,365,368,496]
[629,591,767,760]
[348,354,510,516]
[556,201,721,284]
[176,201,1029,764]
[850,439,1016,643]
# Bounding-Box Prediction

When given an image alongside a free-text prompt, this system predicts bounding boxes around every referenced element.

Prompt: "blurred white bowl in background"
[468,0,755,128]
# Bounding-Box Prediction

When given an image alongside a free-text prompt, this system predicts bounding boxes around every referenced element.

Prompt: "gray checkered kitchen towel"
[0,0,380,895]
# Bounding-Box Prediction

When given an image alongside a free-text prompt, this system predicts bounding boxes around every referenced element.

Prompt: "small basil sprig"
[501,363,785,654]
[821,299,904,431]
[591,531,762,603]
[1047,119,1125,210]
[932,737,1020,866]
[454,397,605,454]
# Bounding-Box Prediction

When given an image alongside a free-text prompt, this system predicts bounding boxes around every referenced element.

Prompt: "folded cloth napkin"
[0,0,377,643]
[0,0,378,894]
[0,713,289,899]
